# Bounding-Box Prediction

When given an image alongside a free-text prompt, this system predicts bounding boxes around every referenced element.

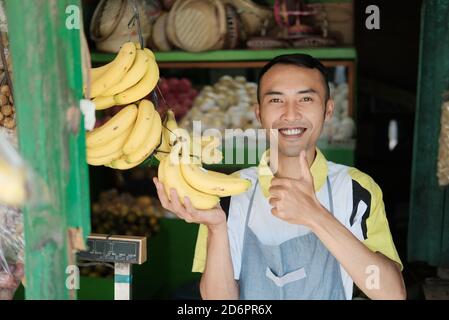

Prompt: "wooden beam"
[5,0,90,299]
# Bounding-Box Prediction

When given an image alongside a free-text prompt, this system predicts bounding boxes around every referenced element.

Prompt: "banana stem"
[154,147,200,160]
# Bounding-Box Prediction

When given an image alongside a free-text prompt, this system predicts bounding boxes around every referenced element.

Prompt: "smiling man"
[153,54,406,300]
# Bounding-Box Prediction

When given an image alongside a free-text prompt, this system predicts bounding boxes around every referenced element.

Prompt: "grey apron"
[239,178,346,300]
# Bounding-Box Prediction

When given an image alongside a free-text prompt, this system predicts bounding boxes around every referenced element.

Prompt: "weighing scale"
[77,234,147,300]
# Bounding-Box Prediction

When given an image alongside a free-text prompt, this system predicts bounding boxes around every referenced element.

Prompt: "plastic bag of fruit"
[0,131,25,299]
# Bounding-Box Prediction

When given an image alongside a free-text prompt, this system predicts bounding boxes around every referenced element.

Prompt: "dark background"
[354,0,434,298]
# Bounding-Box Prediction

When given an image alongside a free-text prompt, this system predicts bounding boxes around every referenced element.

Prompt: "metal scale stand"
[77,234,147,300]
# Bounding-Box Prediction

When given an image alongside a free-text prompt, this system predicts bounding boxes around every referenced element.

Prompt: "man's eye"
[269,98,282,103]
[300,97,313,102]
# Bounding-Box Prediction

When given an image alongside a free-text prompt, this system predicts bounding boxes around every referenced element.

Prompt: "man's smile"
[278,127,308,139]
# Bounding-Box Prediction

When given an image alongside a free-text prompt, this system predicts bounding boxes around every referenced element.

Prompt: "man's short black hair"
[257,54,330,104]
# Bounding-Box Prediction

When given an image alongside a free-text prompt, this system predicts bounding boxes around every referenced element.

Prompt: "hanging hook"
[128,0,144,49]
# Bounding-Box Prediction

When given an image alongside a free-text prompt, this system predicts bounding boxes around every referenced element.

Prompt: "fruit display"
[179,75,260,133]
[0,33,15,131]
[0,204,24,268]
[158,137,252,210]
[321,70,355,142]
[156,77,198,119]
[86,42,159,110]
[80,189,163,278]
[91,189,162,236]
[0,84,15,130]
[0,130,24,284]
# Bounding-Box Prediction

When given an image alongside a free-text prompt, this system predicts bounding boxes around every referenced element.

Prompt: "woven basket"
[90,0,152,53]
[166,0,184,48]
[152,12,172,51]
[292,36,336,48]
[168,0,226,52]
[247,36,289,49]
[224,4,242,49]
[229,0,273,36]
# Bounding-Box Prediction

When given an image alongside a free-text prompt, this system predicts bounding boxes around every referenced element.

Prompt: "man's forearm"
[200,224,239,300]
[310,208,406,300]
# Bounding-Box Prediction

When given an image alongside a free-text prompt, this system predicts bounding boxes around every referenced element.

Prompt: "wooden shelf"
[91,47,357,64]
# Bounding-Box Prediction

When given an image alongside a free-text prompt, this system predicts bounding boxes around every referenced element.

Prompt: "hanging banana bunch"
[158,139,251,210]
[86,42,159,110]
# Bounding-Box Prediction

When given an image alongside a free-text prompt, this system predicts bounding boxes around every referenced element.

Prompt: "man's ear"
[324,99,334,122]
[255,103,261,124]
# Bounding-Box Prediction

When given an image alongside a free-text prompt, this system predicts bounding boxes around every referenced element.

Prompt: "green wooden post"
[5,0,90,299]
[408,0,449,266]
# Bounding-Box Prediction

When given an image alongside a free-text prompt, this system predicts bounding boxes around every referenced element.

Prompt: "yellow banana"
[159,143,219,210]
[90,42,137,98]
[93,95,116,110]
[113,51,159,105]
[180,162,251,197]
[145,48,156,60]
[108,156,146,170]
[86,104,138,148]
[87,125,132,158]
[164,110,178,145]
[154,116,171,161]
[101,50,150,97]
[122,99,155,155]
[189,133,203,165]
[0,159,26,206]
[91,63,111,82]
[87,149,123,166]
[201,135,223,164]
[125,108,162,163]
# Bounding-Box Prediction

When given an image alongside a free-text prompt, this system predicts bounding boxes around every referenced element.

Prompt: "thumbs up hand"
[268,150,327,227]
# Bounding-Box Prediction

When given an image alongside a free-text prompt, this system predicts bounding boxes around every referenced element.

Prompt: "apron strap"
[239,180,259,280]
[244,180,259,228]
[326,177,334,215]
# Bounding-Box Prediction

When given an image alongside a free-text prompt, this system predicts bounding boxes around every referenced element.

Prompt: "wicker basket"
[224,4,242,49]
[90,0,152,53]
[152,12,172,52]
[247,36,289,49]
[166,0,183,48]
[167,0,227,52]
[229,0,274,37]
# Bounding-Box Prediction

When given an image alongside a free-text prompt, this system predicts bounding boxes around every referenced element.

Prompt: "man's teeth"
[280,128,305,136]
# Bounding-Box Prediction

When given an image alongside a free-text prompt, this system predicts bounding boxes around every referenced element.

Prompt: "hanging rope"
[128,0,144,49]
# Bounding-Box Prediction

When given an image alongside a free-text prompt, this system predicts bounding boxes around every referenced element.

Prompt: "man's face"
[256,64,334,157]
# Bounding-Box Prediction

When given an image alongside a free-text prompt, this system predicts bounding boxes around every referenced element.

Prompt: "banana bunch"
[87,42,159,110]
[86,99,162,169]
[154,110,223,165]
[158,140,251,210]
